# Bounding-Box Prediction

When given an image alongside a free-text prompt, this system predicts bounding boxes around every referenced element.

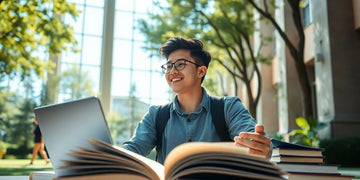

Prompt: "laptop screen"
[34,97,113,177]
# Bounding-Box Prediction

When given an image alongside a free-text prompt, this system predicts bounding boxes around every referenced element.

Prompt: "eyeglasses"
[161,59,202,74]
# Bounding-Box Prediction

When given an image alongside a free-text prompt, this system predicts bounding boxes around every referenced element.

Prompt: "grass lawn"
[0,159,53,176]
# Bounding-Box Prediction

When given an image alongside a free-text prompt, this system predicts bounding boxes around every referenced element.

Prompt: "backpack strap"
[209,96,232,142]
[155,103,171,161]
[155,96,231,161]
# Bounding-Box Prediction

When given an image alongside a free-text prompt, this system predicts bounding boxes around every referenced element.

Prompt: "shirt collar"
[170,87,211,115]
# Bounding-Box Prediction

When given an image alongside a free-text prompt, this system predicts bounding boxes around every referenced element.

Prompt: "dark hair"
[159,36,211,68]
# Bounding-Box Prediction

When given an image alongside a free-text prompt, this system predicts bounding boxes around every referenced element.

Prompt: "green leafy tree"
[10,98,37,158]
[139,0,271,117]
[5,76,38,157]
[248,0,314,119]
[0,89,16,132]
[0,0,79,79]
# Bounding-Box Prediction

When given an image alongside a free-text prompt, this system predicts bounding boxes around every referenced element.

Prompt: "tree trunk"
[248,0,314,119]
[244,79,257,118]
[295,57,313,119]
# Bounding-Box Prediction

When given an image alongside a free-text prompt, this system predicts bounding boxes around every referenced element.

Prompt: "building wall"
[274,0,289,137]
[258,0,360,138]
[326,0,360,137]
[353,0,360,30]
[254,0,279,135]
[277,0,360,138]
[283,1,305,131]
[312,0,335,138]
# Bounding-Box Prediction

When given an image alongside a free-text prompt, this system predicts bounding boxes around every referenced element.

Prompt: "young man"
[122,37,271,163]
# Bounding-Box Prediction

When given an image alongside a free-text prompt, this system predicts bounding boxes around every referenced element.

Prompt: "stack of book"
[271,139,354,180]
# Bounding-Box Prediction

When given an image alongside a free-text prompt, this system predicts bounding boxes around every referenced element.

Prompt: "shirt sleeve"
[224,96,256,139]
[122,105,159,156]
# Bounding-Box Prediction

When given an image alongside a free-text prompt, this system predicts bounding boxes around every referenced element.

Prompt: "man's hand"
[234,124,271,158]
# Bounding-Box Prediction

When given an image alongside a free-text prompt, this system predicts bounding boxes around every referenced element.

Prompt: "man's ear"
[198,66,207,78]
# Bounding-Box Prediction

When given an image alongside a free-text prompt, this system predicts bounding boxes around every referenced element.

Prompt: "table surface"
[0,169,359,180]
[0,176,28,180]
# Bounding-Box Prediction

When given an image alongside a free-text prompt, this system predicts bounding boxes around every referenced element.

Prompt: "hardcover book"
[52,139,287,180]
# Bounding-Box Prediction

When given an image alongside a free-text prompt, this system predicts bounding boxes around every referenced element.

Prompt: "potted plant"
[0,141,6,159]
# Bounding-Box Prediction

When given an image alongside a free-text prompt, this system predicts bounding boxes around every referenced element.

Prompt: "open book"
[53,139,286,180]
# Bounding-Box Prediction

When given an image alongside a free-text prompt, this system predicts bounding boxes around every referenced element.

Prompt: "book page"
[53,173,149,180]
[171,166,286,180]
[164,142,249,169]
[60,139,164,180]
[90,139,164,180]
[59,147,149,177]
[163,142,285,179]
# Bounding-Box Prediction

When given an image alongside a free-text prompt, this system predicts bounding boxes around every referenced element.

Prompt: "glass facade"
[302,0,312,27]
[59,0,172,113]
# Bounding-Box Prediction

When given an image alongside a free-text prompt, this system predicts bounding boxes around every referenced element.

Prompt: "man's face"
[164,49,206,94]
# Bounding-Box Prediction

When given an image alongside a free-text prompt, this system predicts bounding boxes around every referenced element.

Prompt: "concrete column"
[99,0,115,115]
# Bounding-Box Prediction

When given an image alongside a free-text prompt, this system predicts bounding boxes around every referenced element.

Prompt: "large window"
[59,0,171,114]
[302,0,312,27]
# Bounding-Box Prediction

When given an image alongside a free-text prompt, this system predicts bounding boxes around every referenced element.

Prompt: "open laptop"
[34,96,113,177]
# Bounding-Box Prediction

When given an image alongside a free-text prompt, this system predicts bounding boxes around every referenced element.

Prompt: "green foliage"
[0,89,16,131]
[138,0,273,116]
[270,133,285,141]
[0,141,6,151]
[9,98,37,158]
[0,75,41,158]
[0,0,79,79]
[288,117,327,148]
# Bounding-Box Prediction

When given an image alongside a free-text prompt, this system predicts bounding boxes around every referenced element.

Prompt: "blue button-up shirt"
[122,88,256,164]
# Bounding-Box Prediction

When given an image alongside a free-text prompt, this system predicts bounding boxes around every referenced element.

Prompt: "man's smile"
[170,77,183,82]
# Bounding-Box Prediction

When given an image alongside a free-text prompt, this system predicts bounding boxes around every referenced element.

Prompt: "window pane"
[151,56,164,73]
[116,0,133,11]
[58,93,72,103]
[82,65,100,93]
[61,34,82,64]
[82,36,102,66]
[150,72,170,102]
[58,63,77,102]
[132,70,151,99]
[84,7,104,35]
[112,69,131,96]
[133,13,147,41]
[86,0,104,7]
[67,0,84,4]
[132,41,151,70]
[114,11,133,39]
[61,50,81,64]
[113,40,132,68]
[134,0,153,13]
[64,5,84,34]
